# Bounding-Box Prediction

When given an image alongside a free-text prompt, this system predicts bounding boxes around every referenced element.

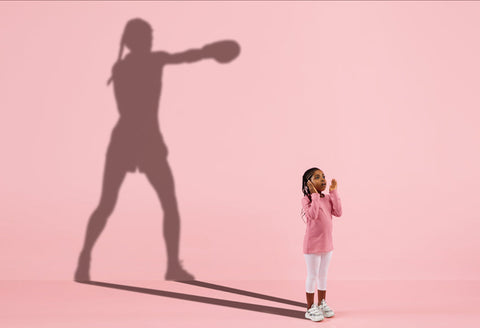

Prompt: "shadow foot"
[74,252,91,282]
[165,260,195,281]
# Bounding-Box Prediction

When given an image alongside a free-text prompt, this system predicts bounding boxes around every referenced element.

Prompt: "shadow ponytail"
[106,36,125,86]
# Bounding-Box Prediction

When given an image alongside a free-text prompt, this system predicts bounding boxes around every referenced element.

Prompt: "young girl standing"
[301,167,342,321]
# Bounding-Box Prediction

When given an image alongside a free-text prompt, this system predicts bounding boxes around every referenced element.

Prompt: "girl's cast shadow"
[74,18,240,282]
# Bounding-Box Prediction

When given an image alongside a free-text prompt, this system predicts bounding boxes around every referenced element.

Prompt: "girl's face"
[310,169,326,192]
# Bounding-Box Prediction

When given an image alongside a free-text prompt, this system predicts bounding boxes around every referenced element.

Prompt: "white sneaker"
[319,299,335,318]
[305,304,324,321]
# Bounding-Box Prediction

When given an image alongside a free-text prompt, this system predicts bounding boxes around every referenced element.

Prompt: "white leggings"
[304,251,333,293]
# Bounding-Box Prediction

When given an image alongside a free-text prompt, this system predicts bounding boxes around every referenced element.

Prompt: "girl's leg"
[316,250,333,304]
[304,254,321,309]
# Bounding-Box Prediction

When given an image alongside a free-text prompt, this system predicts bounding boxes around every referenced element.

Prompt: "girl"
[300,167,342,321]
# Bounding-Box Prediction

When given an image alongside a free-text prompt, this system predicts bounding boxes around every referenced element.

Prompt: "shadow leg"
[74,157,127,281]
[143,159,194,280]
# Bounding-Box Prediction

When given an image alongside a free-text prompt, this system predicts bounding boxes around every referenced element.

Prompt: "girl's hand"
[307,180,318,194]
[329,179,337,191]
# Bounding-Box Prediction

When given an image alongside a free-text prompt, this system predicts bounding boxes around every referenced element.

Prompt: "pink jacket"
[302,189,342,254]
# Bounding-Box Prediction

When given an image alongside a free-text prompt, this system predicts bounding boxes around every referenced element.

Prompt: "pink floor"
[1,280,479,327]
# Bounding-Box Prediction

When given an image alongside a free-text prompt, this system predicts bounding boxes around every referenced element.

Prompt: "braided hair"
[300,167,324,222]
[107,18,153,86]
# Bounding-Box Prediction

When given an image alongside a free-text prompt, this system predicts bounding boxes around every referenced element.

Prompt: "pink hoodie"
[302,189,342,254]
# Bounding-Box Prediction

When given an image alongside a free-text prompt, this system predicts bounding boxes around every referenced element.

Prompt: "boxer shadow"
[74,18,241,282]
[80,280,307,319]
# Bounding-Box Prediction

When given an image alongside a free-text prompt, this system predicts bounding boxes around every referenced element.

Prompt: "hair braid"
[300,167,323,222]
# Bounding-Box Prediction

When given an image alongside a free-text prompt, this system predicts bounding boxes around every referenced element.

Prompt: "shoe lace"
[321,300,332,311]
[308,304,321,314]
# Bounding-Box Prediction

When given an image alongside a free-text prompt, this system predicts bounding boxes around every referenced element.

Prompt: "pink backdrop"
[1,1,479,281]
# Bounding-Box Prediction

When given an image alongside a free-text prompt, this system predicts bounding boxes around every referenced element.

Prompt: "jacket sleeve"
[301,193,322,220]
[329,189,342,217]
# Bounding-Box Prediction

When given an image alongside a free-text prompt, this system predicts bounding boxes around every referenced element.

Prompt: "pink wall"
[1,1,479,281]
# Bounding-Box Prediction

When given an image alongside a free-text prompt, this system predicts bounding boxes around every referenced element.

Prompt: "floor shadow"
[178,280,306,308]
[74,18,241,282]
[80,280,305,319]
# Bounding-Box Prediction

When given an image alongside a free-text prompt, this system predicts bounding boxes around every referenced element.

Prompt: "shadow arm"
[155,47,212,65]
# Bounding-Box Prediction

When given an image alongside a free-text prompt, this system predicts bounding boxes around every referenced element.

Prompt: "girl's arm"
[329,189,342,217]
[302,193,322,220]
